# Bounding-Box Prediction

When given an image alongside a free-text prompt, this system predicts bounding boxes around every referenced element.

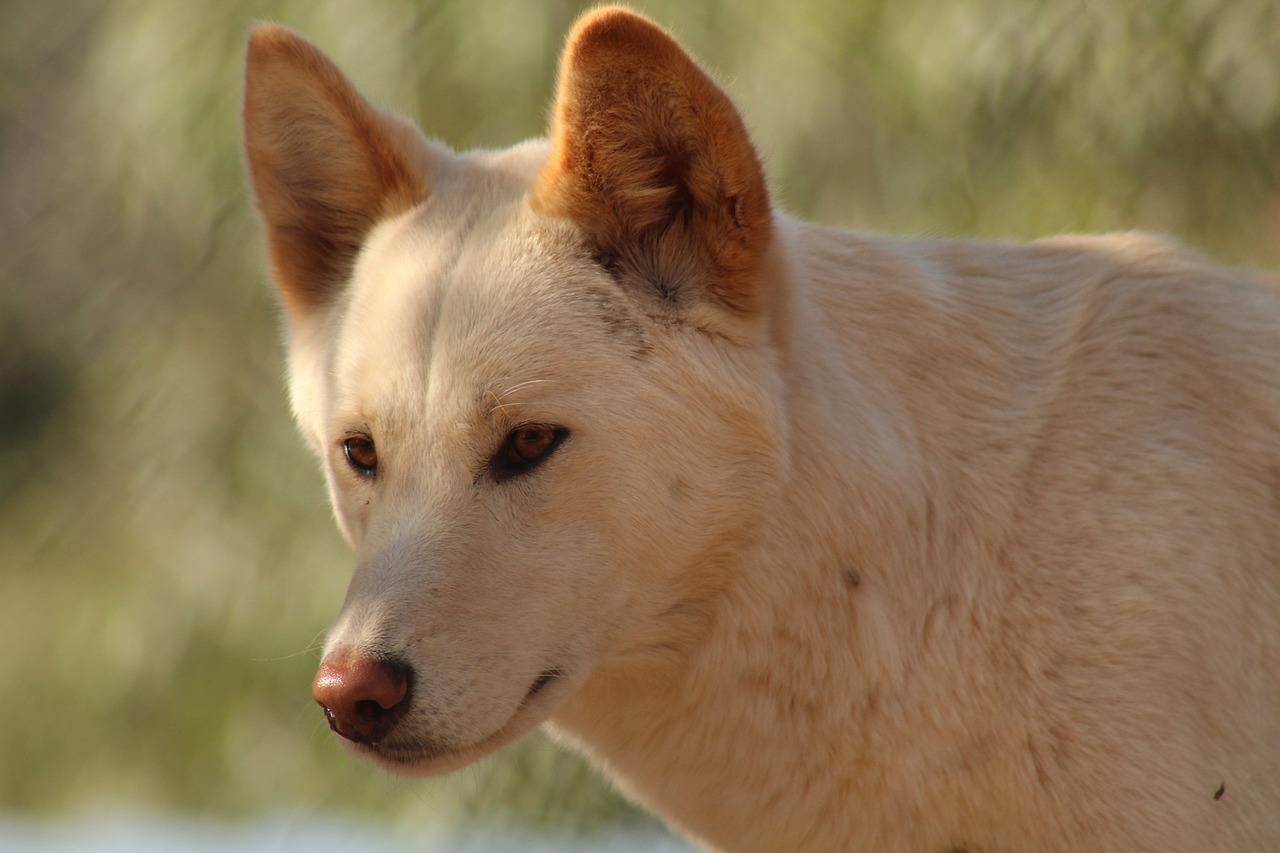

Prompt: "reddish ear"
[242,25,428,318]
[534,8,772,316]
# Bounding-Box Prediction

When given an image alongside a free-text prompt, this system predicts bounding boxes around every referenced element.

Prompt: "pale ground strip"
[0,815,692,852]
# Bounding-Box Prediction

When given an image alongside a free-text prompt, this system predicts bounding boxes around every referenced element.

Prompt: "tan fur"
[243,24,429,317]
[534,8,772,316]
[244,8,1280,852]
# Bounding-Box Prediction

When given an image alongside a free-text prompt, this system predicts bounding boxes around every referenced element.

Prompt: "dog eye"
[493,424,567,480]
[342,434,378,477]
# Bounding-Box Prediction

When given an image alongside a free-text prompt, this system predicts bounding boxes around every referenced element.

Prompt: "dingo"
[243,8,1280,851]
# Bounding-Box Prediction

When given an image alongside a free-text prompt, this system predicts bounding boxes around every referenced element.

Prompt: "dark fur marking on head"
[586,282,652,358]
[592,249,624,282]
[612,237,700,310]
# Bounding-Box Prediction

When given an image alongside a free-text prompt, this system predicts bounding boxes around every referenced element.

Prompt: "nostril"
[355,698,391,723]
[312,652,413,745]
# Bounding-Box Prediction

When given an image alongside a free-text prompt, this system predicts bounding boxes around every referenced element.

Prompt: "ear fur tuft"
[242,24,429,317]
[534,7,772,316]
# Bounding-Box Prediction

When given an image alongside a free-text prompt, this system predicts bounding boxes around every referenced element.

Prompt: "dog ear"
[534,7,772,316]
[243,25,429,318]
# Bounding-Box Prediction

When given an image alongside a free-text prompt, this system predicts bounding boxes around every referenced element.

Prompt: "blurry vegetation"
[1,0,1278,836]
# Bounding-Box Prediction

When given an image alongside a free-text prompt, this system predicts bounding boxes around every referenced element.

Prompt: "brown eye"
[342,434,378,476]
[493,424,567,481]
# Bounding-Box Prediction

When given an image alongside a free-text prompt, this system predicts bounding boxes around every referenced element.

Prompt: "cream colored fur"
[243,8,1280,852]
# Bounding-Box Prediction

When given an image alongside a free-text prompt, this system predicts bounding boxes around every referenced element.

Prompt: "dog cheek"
[323,466,376,548]
[492,481,637,657]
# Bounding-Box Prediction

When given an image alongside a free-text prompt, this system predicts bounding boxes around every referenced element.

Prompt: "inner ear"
[242,25,429,318]
[534,7,772,316]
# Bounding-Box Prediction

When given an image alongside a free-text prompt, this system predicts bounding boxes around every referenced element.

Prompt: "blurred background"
[2,0,1278,849]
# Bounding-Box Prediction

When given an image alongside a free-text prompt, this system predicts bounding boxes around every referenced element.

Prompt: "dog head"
[243,7,783,773]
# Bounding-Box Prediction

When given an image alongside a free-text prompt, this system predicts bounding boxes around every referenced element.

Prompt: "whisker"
[486,378,556,415]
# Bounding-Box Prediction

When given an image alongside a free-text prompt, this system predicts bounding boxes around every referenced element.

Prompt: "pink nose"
[312,652,411,744]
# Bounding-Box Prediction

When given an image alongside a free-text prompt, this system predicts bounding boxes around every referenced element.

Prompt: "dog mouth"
[523,668,565,703]
[361,666,571,775]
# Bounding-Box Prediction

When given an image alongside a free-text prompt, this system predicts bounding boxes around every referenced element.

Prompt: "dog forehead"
[333,165,643,417]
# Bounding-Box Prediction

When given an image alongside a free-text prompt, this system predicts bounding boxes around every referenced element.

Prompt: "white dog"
[243,7,1280,851]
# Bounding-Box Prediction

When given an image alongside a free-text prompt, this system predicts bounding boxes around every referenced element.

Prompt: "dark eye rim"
[341,433,378,477]
[492,423,569,482]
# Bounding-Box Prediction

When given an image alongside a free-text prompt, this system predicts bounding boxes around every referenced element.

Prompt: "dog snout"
[312,651,412,744]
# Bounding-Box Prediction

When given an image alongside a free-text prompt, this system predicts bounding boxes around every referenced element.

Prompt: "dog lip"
[524,668,565,702]
[364,667,572,774]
